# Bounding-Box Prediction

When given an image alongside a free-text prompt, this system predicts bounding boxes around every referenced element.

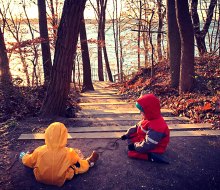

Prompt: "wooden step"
[71,117,189,122]
[93,88,118,91]
[80,93,119,96]
[18,129,220,140]
[80,96,122,99]
[76,112,175,118]
[78,110,141,115]
[67,123,212,132]
[78,108,172,112]
[80,91,118,95]
[79,102,129,106]
[80,94,120,98]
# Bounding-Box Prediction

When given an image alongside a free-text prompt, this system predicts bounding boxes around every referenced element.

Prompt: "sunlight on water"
[4,20,219,86]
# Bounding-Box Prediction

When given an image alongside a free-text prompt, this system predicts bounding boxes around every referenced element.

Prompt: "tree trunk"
[18,46,30,86]
[149,11,155,77]
[167,0,181,88]
[80,15,94,92]
[119,33,123,81]
[101,0,113,82]
[49,0,58,43]
[97,0,104,81]
[157,0,163,61]
[97,27,104,81]
[40,0,86,116]
[103,45,113,82]
[176,0,195,93]
[0,28,12,86]
[23,3,39,86]
[0,27,14,112]
[143,0,149,67]
[38,0,53,86]
[3,10,30,86]
[137,0,142,68]
[191,0,217,55]
[112,0,120,75]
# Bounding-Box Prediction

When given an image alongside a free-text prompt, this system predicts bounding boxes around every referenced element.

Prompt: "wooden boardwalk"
[19,81,219,139]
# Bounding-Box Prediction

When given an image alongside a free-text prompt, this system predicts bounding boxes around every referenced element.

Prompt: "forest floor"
[114,55,220,128]
[1,81,220,190]
[0,55,219,125]
[0,55,219,189]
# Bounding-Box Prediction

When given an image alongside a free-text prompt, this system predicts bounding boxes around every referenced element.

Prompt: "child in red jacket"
[121,94,170,163]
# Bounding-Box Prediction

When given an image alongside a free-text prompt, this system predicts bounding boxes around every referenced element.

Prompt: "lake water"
[5,21,219,85]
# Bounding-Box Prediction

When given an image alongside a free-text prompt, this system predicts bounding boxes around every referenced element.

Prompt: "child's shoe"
[86,151,99,167]
[148,153,169,164]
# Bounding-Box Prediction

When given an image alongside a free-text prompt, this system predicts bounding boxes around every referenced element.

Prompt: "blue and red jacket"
[125,94,170,154]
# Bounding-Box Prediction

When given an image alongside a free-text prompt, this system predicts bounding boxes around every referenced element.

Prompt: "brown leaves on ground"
[0,86,46,123]
[115,55,220,128]
[0,84,80,123]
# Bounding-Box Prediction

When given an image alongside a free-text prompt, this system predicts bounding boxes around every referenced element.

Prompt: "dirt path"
[1,81,220,190]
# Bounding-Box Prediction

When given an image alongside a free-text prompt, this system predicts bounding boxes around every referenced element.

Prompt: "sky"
[6,0,118,19]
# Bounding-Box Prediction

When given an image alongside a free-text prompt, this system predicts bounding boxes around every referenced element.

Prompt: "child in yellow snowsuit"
[20,122,99,187]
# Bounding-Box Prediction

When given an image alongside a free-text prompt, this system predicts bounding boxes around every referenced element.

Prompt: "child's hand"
[19,152,27,160]
[121,135,127,140]
[128,143,135,151]
[19,151,31,160]
[74,162,80,168]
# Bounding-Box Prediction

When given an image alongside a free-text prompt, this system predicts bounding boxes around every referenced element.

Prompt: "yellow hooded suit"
[22,122,90,187]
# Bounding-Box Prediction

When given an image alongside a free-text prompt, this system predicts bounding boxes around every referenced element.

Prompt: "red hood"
[137,94,161,120]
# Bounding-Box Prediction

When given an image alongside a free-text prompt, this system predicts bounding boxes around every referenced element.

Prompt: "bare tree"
[0,27,12,86]
[80,15,94,92]
[101,0,113,82]
[137,0,142,68]
[142,0,149,67]
[148,10,155,77]
[92,0,113,82]
[22,1,40,86]
[112,0,120,74]
[176,0,195,93]
[191,0,217,56]
[38,0,52,86]
[0,27,14,112]
[156,0,163,61]
[112,0,126,81]
[167,0,181,88]
[48,0,58,41]
[40,0,87,116]
[46,0,64,46]
[112,0,127,81]
[3,9,31,86]
[96,0,105,81]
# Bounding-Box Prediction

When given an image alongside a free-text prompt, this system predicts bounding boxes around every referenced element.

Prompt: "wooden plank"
[80,93,118,96]
[67,123,212,132]
[76,112,139,117]
[93,88,118,91]
[79,102,128,106]
[18,129,220,140]
[68,126,130,132]
[80,96,122,99]
[92,81,114,86]
[170,130,220,137]
[78,110,141,115]
[80,94,120,98]
[93,90,118,93]
[76,113,186,119]
[80,93,119,96]
[71,117,189,122]
[78,108,173,114]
